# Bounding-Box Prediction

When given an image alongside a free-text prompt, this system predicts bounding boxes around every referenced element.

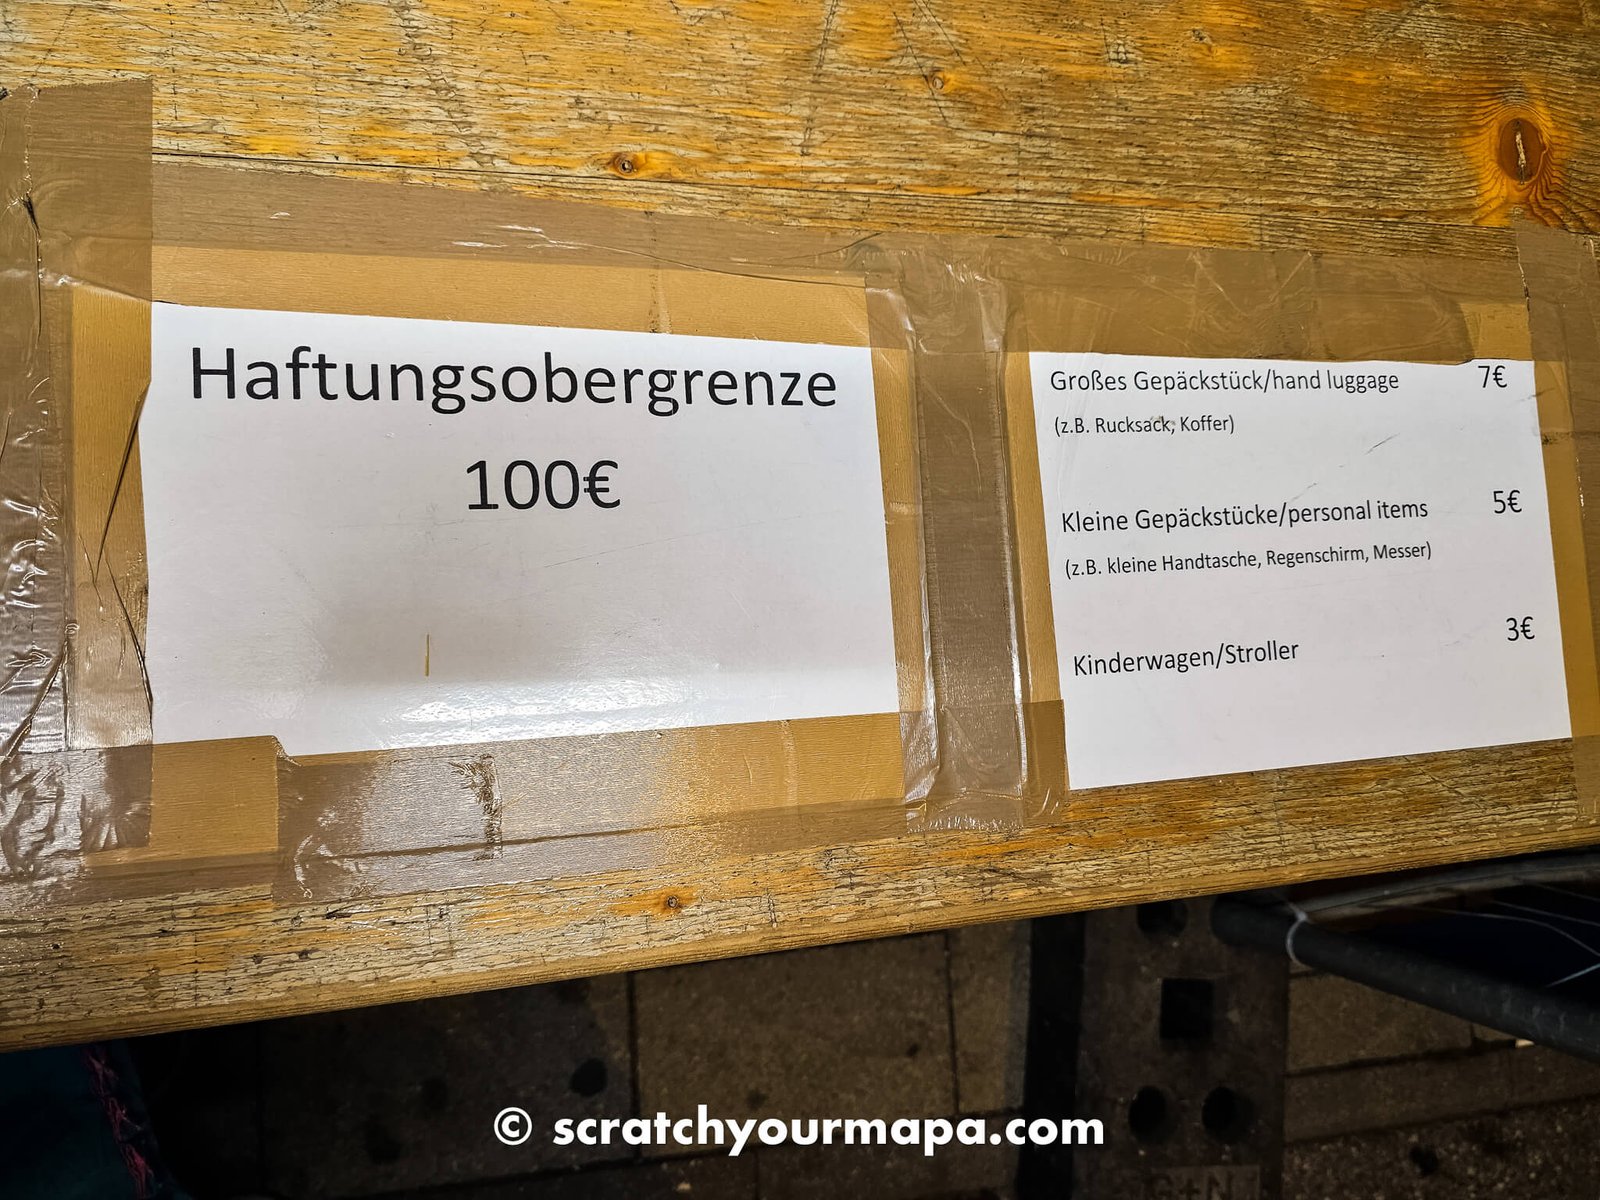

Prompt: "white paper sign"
[1030,353,1571,789]
[142,303,900,755]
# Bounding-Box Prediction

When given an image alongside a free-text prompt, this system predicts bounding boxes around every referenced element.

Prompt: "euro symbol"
[585,460,620,509]
[1492,365,1506,388]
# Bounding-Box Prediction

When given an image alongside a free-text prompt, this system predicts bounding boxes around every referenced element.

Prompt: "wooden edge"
[5,738,1595,1050]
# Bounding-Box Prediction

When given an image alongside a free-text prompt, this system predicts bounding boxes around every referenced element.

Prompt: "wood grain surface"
[5,0,1595,252]
[5,738,1589,1050]
[4,0,1600,1049]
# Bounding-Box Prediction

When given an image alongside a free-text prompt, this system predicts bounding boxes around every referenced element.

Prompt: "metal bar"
[1248,851,1600,922]
[1212,897,1600,1063]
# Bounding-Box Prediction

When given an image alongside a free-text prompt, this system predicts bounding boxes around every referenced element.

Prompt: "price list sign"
[1029,354,1572,789]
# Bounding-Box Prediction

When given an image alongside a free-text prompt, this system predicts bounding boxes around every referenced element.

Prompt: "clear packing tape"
[1518,224,1600,822]
[4,80,1600,911]
[0,80,154,894]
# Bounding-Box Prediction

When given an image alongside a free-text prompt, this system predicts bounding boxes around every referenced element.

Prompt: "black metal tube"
[1212,896,1600,1063]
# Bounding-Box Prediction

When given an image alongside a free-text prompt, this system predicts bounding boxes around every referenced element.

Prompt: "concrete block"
[260,976,632,1197]
[1288,975,1473,1073]
[948,921,1030,1115]
[635,935,954,1127]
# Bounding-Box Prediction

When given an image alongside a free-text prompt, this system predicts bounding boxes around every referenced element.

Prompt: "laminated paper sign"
[140,303,902,755]
[1024,353,1572,789]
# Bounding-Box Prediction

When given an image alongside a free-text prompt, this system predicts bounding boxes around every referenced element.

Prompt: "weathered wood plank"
[1,740,1588,1050]
[4,0,1596,250]
[3,0,1600,1049]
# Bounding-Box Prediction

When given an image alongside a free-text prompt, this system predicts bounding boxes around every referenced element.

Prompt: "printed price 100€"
[467,458,620,511]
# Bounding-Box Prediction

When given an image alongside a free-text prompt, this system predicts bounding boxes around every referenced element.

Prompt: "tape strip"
[0,81,153,895]
[893,251,1028,829]
[1518,223,1600,822]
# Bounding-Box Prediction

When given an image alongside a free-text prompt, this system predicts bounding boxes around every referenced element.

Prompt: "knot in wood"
[1497,116,1548,189]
